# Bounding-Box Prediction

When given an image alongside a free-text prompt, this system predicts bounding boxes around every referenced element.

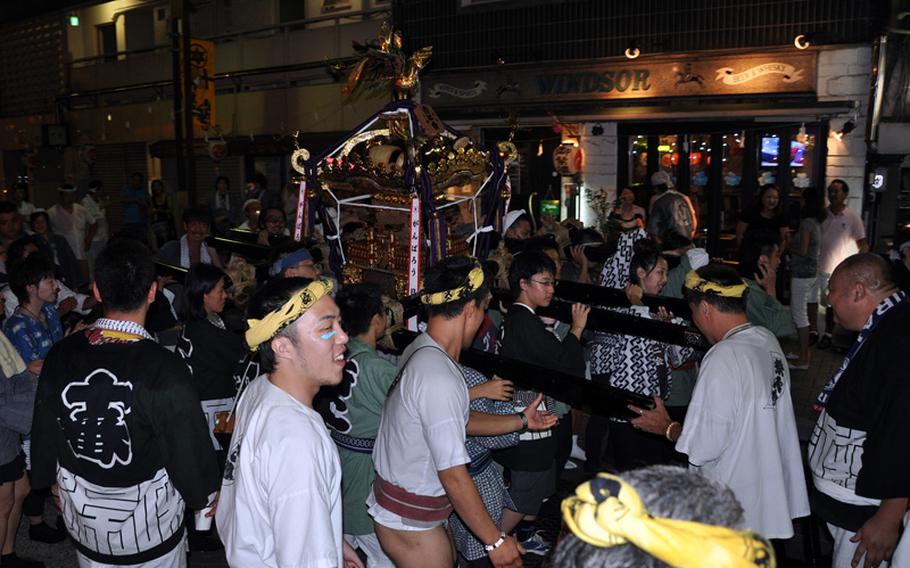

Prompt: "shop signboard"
[181,38,216,131]
[425,50,816,108]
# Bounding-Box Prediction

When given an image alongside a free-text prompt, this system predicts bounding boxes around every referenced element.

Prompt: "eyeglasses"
[530,279,555,288]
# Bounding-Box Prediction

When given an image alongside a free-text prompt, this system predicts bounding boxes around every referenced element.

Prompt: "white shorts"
[77,535,187,568]
[345,533,396,568]
[790,276,819,328]
[366,491,446,532]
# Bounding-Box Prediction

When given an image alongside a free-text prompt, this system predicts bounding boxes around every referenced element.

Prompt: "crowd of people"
[0,170,907,568]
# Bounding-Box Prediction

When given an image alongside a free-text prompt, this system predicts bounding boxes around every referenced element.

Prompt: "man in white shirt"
[80,180,109,278]
[630,264,809,542]
[369,256,556,568]
[818,179,868,349]
[47,184,95,288]
[216,277,363,568]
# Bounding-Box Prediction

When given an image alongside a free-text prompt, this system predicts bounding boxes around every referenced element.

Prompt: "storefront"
[424,46,866,258]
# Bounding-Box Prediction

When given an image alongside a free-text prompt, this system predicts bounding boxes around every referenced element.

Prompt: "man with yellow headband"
[368,256,557,568]
[554,465,775,567]
[630,264,809,547]
[216,277,364,568]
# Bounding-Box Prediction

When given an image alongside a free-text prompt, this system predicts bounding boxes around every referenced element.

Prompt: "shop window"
[656,135,678,187]
[788,129,816,206]
[628,135,648,188]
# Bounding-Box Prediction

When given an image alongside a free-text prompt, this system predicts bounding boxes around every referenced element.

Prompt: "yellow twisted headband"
[245,279,334,351]
[561,473,775,568]
[684,270,748,298]
[420,262,485,306]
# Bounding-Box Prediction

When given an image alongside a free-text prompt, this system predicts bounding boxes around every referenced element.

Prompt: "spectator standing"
[150,179,176,249]
[609,187,646,230]
[80,180,109,279]
[646,171,696,242]
[788,187,824,369]
[30,211,85,291]
[119,172,150,238]
[209,175,236,237]
[809,254,910,567]
[891,239,910,294]
[0,202,28,269]
[735,183,788,249]
[47,183,94,283]
[818,179,868,349]
[30,240,221,567]
[11,183,35,220]
[243,173,267,202]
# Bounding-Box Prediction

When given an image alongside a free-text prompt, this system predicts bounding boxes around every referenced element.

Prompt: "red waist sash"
[373,475,453,522]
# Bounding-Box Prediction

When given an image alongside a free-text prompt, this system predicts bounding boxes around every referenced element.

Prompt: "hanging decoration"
[553,143,583,175]
[205,125,227,161]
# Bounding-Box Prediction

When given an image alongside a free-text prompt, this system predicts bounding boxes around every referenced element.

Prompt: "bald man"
[808,253,910,568]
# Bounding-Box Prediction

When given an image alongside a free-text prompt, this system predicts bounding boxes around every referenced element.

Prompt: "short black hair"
[29,210,50,228]
[247,277,313,373]
[95,240,157,313]
[801,187,826,223]
[508,249,556,300]
[0,201,17,215]
[183,263,229,321]
[88,179,103,191]
[423,256,491,319]
[524,235,559,257]
[6,236,44,269]
[737,228,780,281]
[182,207,211,225]
[629,238,664,285]
[130,172,144,181]
[215,175,230,188]
[829,178,849,193]
[8,254,55,304]
[683,264,748,314]
[259,207,287,230]
[336,283,384,337]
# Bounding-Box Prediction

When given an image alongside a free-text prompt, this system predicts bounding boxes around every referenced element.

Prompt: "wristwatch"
[484,532,507,553]
[516,411,529,431]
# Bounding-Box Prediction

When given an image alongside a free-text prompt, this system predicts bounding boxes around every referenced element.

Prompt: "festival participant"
[554,466,775,568]
[237,199,261,231]
[176,263,245,457]
[315,283,396,567]
[268,244,321,280]
[503,210,531,242]
[368,256,556,568]
[257,207,292,247]
[645,171,696,242]
[30,240,221,567]
[497,250,589,555]
[216,277,363,567]
[590,239,694,471]
[808,253,910,568]
[630,264,809,542]
[156,207,223,269]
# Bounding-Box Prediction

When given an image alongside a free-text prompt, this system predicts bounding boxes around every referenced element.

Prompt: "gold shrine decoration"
[342,21,433,100]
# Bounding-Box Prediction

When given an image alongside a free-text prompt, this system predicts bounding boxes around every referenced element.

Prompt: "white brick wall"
[580,122,618,228]
[818,46,872,211]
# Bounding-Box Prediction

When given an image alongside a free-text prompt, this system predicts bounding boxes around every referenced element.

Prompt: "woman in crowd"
[736,183,787,249]
[150,179,176,248]
[788,187,824,369]
[257,207,291,247]
[609,187,646,230]
[28,211,82,291]
[588,239,693,471]
[177,263,246,464]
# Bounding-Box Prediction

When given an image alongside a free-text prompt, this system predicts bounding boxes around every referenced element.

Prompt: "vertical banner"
[407,196,422,331]
[182,38,216,131]
[293,180,307,242]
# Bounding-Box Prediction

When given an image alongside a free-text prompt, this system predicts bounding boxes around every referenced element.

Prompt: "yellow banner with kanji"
[184,38,215,131]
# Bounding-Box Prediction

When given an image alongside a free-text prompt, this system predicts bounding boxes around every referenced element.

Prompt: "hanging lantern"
[552,143,583,175]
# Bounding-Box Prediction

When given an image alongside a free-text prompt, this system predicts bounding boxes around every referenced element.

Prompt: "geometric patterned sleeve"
[461,365,518,450]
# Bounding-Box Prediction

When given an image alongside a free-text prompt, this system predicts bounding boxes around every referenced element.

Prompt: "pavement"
[11,330,848,568]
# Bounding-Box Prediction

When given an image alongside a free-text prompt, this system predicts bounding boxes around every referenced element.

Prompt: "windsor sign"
[425,51,816,108]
